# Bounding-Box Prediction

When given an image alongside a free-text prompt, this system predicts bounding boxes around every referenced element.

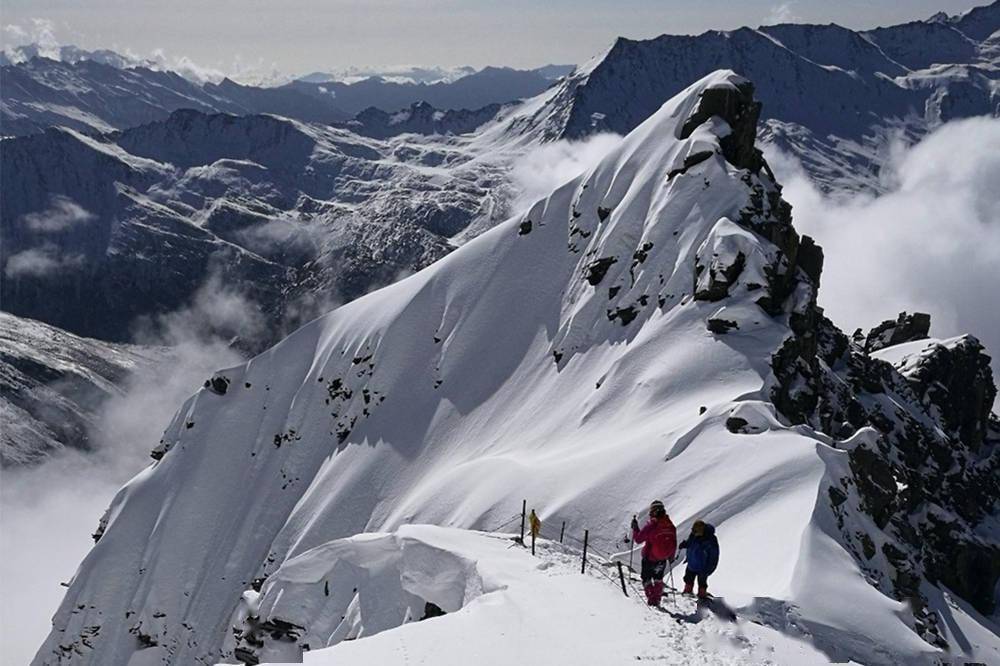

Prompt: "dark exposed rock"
[707,318,739,334]
[694,251,745,301]
[421,602,446,620]
[797,235,823,286]
[208,376,230,395]
[680,80,764,173]
[584,257,617,286]
[864,312,931,353]
[518,219,532,236]
[666,150,714,180]
[607,305,639,326]
[897,335,995,450]
[849,445,896,530]
[725,416,749,433]
[771,308,1000,628]
[597,206,612,222]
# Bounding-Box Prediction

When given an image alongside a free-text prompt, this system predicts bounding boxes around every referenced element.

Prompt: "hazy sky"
[1,0,991,75]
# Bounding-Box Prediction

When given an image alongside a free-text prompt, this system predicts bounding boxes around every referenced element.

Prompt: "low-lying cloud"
[4,244,85,278]
[5,196,95,278]
[508,133,623,213]
[0,272,260,664]
[19,195,96,232]
[767,116,1000,402]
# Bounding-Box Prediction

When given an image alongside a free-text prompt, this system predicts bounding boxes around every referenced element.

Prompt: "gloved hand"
[630,517,639,531]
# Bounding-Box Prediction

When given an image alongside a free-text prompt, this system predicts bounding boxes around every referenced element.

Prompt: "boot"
[651,581,665,606]
[697,584,709,599]
[644,584,657,606]
[683,581,693,595]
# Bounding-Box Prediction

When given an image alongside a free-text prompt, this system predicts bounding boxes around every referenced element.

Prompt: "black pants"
[684,567,708,587]
[641,558,666,585]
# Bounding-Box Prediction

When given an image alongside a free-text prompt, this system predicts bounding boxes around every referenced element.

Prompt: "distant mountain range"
[0,54,568,137]
[496,1,1000,191]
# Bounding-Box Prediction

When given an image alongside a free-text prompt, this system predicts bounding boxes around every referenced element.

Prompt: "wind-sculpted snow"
[33,71,1000,665]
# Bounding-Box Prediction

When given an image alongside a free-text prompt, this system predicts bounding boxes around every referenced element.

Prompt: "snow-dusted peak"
[35,69,824,665]
[32,67,1000,665]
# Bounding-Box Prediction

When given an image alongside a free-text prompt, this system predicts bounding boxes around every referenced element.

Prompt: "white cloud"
[2,18,59,60]
[0,272,262,664]
[764,2,800,25]
[4,245,84,278]
[508,133,623,213]
[767,116,1000,400]
[3,23,29,42]
[19,195,95,232]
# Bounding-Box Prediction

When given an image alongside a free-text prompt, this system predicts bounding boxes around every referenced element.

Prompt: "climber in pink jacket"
[631,499,677,606]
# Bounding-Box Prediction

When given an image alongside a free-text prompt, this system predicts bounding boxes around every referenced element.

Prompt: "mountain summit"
[35,71,999,665]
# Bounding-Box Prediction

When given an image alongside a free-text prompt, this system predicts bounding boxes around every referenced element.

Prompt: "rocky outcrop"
[770,306,1000,642]
[861,311,931,353]
[680,80,763,173]
[896,335,996,450]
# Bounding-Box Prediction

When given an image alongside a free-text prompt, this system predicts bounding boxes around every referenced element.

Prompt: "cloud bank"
[0,273,259,665]
[767,116,1000,402]
[508,133,623,213]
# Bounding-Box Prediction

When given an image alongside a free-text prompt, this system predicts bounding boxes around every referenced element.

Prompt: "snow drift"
[35,70,999,665]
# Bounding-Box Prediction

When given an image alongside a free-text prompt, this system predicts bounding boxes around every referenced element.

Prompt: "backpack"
[648,518,676,560]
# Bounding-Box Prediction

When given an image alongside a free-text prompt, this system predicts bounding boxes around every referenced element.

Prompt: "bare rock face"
[680,80,764,173]
[896,335,996,450]
[862,311,931,353]
[770,305,1000,643]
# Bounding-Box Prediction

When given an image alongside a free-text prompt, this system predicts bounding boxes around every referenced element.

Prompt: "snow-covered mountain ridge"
[35,71,999,665]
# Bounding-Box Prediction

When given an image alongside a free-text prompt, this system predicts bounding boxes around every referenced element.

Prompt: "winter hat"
[692,520,706,534]
[649,500,665,516]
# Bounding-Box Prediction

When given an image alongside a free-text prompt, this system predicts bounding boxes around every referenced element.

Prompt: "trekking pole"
[628,515,636,573]
[668,563,677,607]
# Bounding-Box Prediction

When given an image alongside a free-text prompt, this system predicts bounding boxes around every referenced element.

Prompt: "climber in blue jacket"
[678,520,719,598]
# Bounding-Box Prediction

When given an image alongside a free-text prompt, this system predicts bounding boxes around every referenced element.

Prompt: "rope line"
[482,503,696,612]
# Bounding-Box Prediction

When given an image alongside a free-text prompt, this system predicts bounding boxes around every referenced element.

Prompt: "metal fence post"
[519,499,526,545]
[559,521,565,543]
[581,529,589,574]
[617,561,628,596]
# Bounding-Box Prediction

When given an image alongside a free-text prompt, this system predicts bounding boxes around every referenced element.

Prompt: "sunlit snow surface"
[33,71,1000,666]
[245,525,836,666]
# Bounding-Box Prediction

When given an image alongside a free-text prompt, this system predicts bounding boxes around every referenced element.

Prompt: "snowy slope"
[238,525,834,666]
[34,71,1000,665]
